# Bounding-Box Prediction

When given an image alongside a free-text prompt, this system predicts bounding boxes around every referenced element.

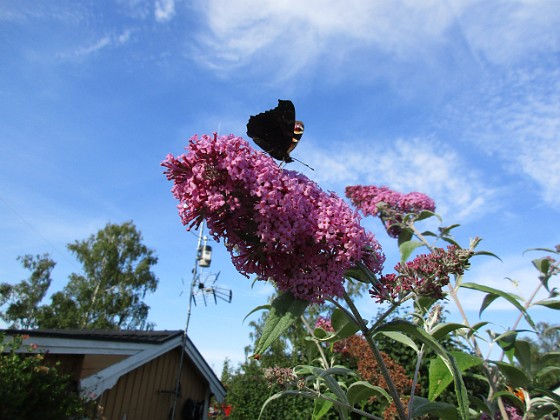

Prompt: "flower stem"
[342,291,408,420]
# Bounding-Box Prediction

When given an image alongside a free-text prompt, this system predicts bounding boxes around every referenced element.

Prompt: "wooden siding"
[81,354,128,379]
[97,347,208,420]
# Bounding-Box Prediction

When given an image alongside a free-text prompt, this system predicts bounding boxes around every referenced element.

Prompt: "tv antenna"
[171,220,233,418]
[184,221,232,332]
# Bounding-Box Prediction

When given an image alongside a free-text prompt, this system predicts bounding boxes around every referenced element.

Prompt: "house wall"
[97,347,209,420]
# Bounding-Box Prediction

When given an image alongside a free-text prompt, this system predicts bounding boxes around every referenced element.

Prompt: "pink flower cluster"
[371,246,473,302]
[314,316,334,332]
[163,134,384,302]
[345,185,436,237]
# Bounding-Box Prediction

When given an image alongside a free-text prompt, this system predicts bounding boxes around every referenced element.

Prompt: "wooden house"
[2,329,226,420]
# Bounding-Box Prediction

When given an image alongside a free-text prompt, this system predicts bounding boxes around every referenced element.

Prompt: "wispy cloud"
[61,29,134,59]
[445,66,560,207]
[303,136,495,221]
[154,0,175,22]
[192,0,558,76]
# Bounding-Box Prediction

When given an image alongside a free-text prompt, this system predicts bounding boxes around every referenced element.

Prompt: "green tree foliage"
[523,322,560,390]
[0,221,158,330]
[222,359,315,420]
[0,254,55,329]
[0,333,92,419]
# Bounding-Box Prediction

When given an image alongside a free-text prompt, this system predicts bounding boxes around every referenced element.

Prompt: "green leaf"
[494,331,518,361]
[533,299,560,310]
[259,390,312,420]
[377,331,419,353]
[524,247,559,255]
[460,282,535,329]
[431,323,469,341]
[242,304,270,323]
[479,293,499,316]
[313,307,360,343]
[513,339,532,370]
[472,250,503,261]
[441,236,461,247]
[428,351,482,400]
[399,240,424,263]
[378,320,470,419]
[532,257,551,275]
[252,292,308,357]
[467,322,489,339]
[347,381,391,407]
[410,397,459,420]
[493,361,530,388]
[416,210,442,222]
[415,296,438,313]
[536,365,560,379]
[397,228,414,247]
[313,393,335,419]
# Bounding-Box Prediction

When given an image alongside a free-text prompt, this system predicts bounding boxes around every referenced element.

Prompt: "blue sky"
[1,1,559,371]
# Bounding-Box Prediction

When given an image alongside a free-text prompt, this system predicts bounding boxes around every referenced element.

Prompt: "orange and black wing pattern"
[246,100,304,163]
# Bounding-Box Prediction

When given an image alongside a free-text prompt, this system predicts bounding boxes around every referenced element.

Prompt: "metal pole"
[170,221,205,419]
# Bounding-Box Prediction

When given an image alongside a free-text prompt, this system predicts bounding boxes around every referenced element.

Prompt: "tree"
[39,221,158,330]
[0,333,92,419]
[0,254,55,329]
[1,221,159,330]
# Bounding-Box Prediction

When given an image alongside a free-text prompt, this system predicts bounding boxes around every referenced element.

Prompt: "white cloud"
[304,136,495,221]
[61,29,134,58]
[452,0,560,65]
[193,0,558,75]
[447,66,560,207]
[154,0,175,22]
[454,252,551,314]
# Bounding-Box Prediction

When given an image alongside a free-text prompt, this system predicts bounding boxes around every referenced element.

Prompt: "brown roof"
[3,328,183,344]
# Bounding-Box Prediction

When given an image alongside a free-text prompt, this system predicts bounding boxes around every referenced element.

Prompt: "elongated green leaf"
[460,282,535,329]
[494,330,517,362]
[317,369,349,419]
[441,236,461,247]
[513,339,532,371]
[493,361,530,388]
[259,390,310,419]
[524,247,559,255]
[399,240,424,263]
[416,210,442,222]
[253,292,308,357]
[536,365,560,379]
[431,323,469,341]
[397,228,414,247]
[378,320,470,419]
[243,304,270,323]
[313,393,335,419]
[539,351,560,365]
[480,293,499,316]
[410,397,459,420]
[332,307,360,333]
[532,257,551,275]
[377,331,419,353]
[472,250,502,261]
[533,299,560,310]
[428,351,482,400]
[347,381,391,407]
[467,322,489,339]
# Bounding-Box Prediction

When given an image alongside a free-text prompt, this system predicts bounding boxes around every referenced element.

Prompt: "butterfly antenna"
[291,157,315,171]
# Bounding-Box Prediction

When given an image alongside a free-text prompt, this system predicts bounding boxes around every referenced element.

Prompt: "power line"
[0,194,81,271]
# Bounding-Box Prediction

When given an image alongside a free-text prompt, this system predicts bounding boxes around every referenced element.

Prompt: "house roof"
[1,329,226,402]
[6,328,184,344]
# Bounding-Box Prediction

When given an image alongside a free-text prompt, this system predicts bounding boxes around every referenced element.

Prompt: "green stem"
[342,292,408,420]
[300,315,330,369]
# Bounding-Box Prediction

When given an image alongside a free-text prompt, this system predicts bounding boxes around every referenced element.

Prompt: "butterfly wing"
[246,100,297,162]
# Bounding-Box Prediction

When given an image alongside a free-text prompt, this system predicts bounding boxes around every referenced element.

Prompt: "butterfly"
[246,100,304,163]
